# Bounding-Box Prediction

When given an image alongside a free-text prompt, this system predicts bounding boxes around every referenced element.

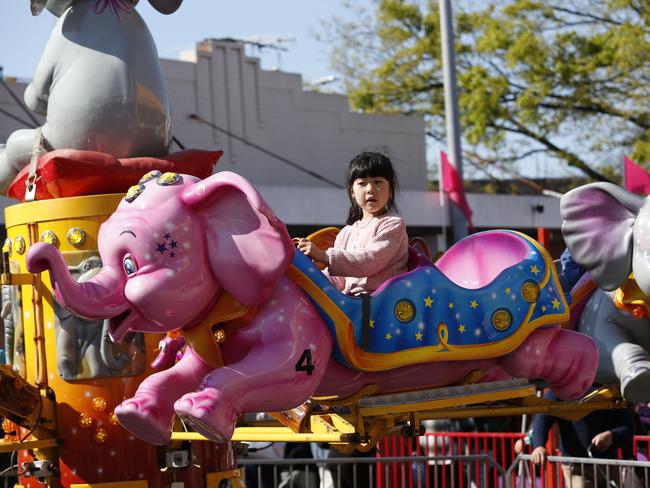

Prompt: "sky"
[0,1,358,83]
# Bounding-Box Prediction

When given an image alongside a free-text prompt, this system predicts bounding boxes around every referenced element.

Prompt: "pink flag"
[624,156,650,195]
[440,150,474,228]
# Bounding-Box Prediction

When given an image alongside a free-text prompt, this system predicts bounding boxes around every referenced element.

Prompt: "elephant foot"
[621,363,650,404]
[174,388,236,443]
[114,398,173,446]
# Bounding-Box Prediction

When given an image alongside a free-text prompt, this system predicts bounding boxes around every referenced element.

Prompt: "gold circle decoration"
[491,309,512,331]
[91,396,107,412]
[78,413,94,428]
[94,427,108,443]
[13,236,26,255]
[108,412,120,426]
[3,238,11,256]
[521,281,540,303]
[67,227,87,248]
[139,170,162,184]
[157,172,182,186]
[40,230,58,247]
[395,300,416,323]
[214,328,227,344]
[125,184,145,203]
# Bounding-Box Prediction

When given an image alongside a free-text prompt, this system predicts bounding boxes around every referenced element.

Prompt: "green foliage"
[322,0,650,181]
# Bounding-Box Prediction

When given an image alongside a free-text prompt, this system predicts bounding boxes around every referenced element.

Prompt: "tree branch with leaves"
[320,0,650,185]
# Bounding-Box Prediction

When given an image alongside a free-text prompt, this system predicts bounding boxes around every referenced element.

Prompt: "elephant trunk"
[26,243,128,319]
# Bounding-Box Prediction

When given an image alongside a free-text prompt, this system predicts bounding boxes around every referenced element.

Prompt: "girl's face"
[351,176,391,219]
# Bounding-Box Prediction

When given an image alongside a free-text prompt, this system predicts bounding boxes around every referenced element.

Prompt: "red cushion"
[8,149,223,201]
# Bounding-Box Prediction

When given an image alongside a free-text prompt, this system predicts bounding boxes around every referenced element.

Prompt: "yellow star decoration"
[470,300,478,309]
[369,319,375,328]
[552,298,561,310]
[415,332,423,341]
[530,265,541,275]
[541,305,547,312]
[385,332,392,341]
[448,302,455,310]
[505,287,511,294]
[424,296,433,307]
[458,324,466,333]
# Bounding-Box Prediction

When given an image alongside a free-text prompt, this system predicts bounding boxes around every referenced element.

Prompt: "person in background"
[530,389,635,488]
[558,248,586,305]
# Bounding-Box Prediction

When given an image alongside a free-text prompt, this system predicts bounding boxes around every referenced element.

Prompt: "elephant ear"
[182,171,295,306]
[148,0,183,14]
[561,182,645,290]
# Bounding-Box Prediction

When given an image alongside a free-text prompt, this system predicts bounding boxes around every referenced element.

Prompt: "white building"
[0,39,561,252]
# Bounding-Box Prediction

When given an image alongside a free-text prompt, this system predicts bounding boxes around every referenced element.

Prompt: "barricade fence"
[238,434,650,488]
[379,432,526,488]
[238,454,505,488]
[508,454,650,488]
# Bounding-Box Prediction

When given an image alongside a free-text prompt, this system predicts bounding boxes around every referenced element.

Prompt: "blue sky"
[0,1,361,82]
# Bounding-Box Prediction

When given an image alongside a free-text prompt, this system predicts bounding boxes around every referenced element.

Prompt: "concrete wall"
[163,39,428,191]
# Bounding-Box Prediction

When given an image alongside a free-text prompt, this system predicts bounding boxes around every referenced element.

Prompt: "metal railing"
[238,453,506,488]
[380,432,526,487]
[238,439,650,487]
[507,453,650,488]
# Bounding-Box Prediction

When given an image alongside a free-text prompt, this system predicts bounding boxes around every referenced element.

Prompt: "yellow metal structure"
[0,438,58,454]
[170,383,627,451]
[70,482,148,488]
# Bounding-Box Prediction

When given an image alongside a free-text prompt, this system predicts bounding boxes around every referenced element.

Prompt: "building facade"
[0,39,562,253]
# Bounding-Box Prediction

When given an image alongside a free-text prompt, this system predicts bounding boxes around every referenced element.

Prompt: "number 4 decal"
[295,349,314,375]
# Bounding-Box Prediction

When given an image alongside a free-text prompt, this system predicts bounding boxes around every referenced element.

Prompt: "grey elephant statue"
[54,255,145,379]
[561,182,650,403]
[0,0,183,193]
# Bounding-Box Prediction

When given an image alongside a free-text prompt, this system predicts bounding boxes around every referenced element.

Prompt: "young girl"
[298,152,409,295]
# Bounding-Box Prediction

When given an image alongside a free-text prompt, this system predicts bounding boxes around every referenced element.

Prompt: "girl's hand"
[297,238,328,264]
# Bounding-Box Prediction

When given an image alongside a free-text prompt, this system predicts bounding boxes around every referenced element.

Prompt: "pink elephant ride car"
[26,170,598,445]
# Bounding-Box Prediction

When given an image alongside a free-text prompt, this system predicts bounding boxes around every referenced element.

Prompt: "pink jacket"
[325,215,409,295]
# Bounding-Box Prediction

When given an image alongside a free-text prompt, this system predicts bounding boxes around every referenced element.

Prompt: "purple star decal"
[170,252,176,258]
[156,242,167,254]
[163,232,171,240]
[170,240,178,249]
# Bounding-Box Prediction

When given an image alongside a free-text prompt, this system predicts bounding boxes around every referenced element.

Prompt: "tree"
[321,0,650,183]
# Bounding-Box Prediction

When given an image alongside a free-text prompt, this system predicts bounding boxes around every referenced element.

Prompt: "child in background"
[297,151,409,295]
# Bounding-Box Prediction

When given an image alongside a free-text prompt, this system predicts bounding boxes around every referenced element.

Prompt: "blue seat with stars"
[288,230,568,372]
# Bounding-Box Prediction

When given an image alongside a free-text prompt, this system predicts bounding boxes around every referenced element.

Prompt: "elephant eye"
[123,255,138,276]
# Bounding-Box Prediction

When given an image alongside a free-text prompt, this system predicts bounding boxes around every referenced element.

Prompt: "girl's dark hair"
[345,151,399,225]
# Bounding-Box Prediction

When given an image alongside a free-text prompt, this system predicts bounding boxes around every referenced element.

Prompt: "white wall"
[163,39,428,191]
[259,185,561,229]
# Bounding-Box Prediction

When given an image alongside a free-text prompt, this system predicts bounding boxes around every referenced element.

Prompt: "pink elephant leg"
[174,280,332,442]
[115,347,212,445]
[499,327,598,400]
